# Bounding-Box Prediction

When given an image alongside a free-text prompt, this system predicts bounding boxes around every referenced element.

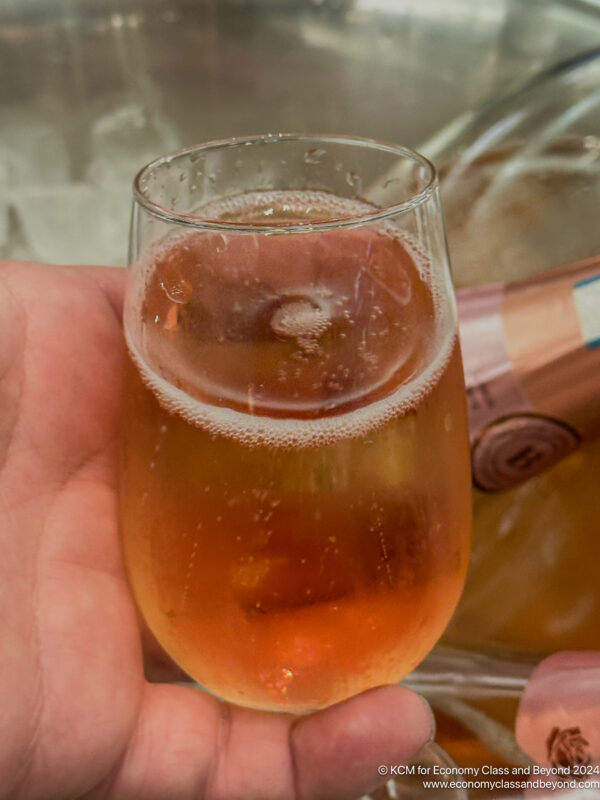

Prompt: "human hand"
[0,260,433,800]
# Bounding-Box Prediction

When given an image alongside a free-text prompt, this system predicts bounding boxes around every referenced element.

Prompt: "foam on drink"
[124,190,456,449]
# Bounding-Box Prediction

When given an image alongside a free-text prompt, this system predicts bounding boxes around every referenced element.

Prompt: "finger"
[92,682,432,800]
[77,264,129,319]
[92,683,221,800]
[291,684,434,800]
[95,683,296,800]
[202,685,433,800]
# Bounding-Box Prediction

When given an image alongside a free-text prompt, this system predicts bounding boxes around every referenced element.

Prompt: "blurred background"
[1,0,600,266]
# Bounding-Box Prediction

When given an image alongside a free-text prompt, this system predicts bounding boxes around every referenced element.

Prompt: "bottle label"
[574,274,600,349]
[457,282,530,434]
[457,283,575,491]
[516,652,600,774]
[458,260,600,491]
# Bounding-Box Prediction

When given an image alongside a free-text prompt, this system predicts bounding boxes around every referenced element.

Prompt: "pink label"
[457,282,530,437]
[517,651,600,790]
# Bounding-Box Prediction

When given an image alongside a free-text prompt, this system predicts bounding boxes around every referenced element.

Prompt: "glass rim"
[132,132,438,234]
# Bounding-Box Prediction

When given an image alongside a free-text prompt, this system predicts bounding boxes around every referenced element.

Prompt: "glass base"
[406,645,536,698]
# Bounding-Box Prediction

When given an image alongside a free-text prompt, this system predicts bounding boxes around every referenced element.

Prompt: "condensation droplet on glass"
[161,275,193,304]
[346,171,361,191]
[303,147,327,165]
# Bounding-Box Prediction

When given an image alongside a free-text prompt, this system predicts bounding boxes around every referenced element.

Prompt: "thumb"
[291,684,434,800]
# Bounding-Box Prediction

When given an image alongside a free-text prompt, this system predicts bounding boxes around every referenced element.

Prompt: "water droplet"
[303,147,327,165]
[160,276,193,304]
[345,171,362,191]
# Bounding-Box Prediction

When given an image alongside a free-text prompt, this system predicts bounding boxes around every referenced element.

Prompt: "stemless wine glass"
[120,133,472,713]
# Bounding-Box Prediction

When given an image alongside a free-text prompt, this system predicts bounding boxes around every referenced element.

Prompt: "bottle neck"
[457,256,600,491]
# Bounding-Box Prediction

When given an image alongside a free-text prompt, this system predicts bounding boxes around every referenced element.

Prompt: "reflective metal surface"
[2,0,600,264]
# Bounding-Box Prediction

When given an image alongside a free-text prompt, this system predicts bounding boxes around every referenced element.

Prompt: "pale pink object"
[517,651,600,768]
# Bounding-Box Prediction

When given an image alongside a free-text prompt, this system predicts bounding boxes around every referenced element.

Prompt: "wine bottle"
[420,50,600,661]
[458,255,600,491]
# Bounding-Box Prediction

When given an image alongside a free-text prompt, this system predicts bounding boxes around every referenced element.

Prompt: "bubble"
[270,299,331,352]
[124,323,454,450]
[194,188,378,225]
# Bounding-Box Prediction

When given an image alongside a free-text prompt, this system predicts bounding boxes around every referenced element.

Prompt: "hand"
[0,260,433,800]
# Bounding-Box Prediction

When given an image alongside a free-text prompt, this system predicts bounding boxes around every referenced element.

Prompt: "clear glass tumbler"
[120,133,472,713]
